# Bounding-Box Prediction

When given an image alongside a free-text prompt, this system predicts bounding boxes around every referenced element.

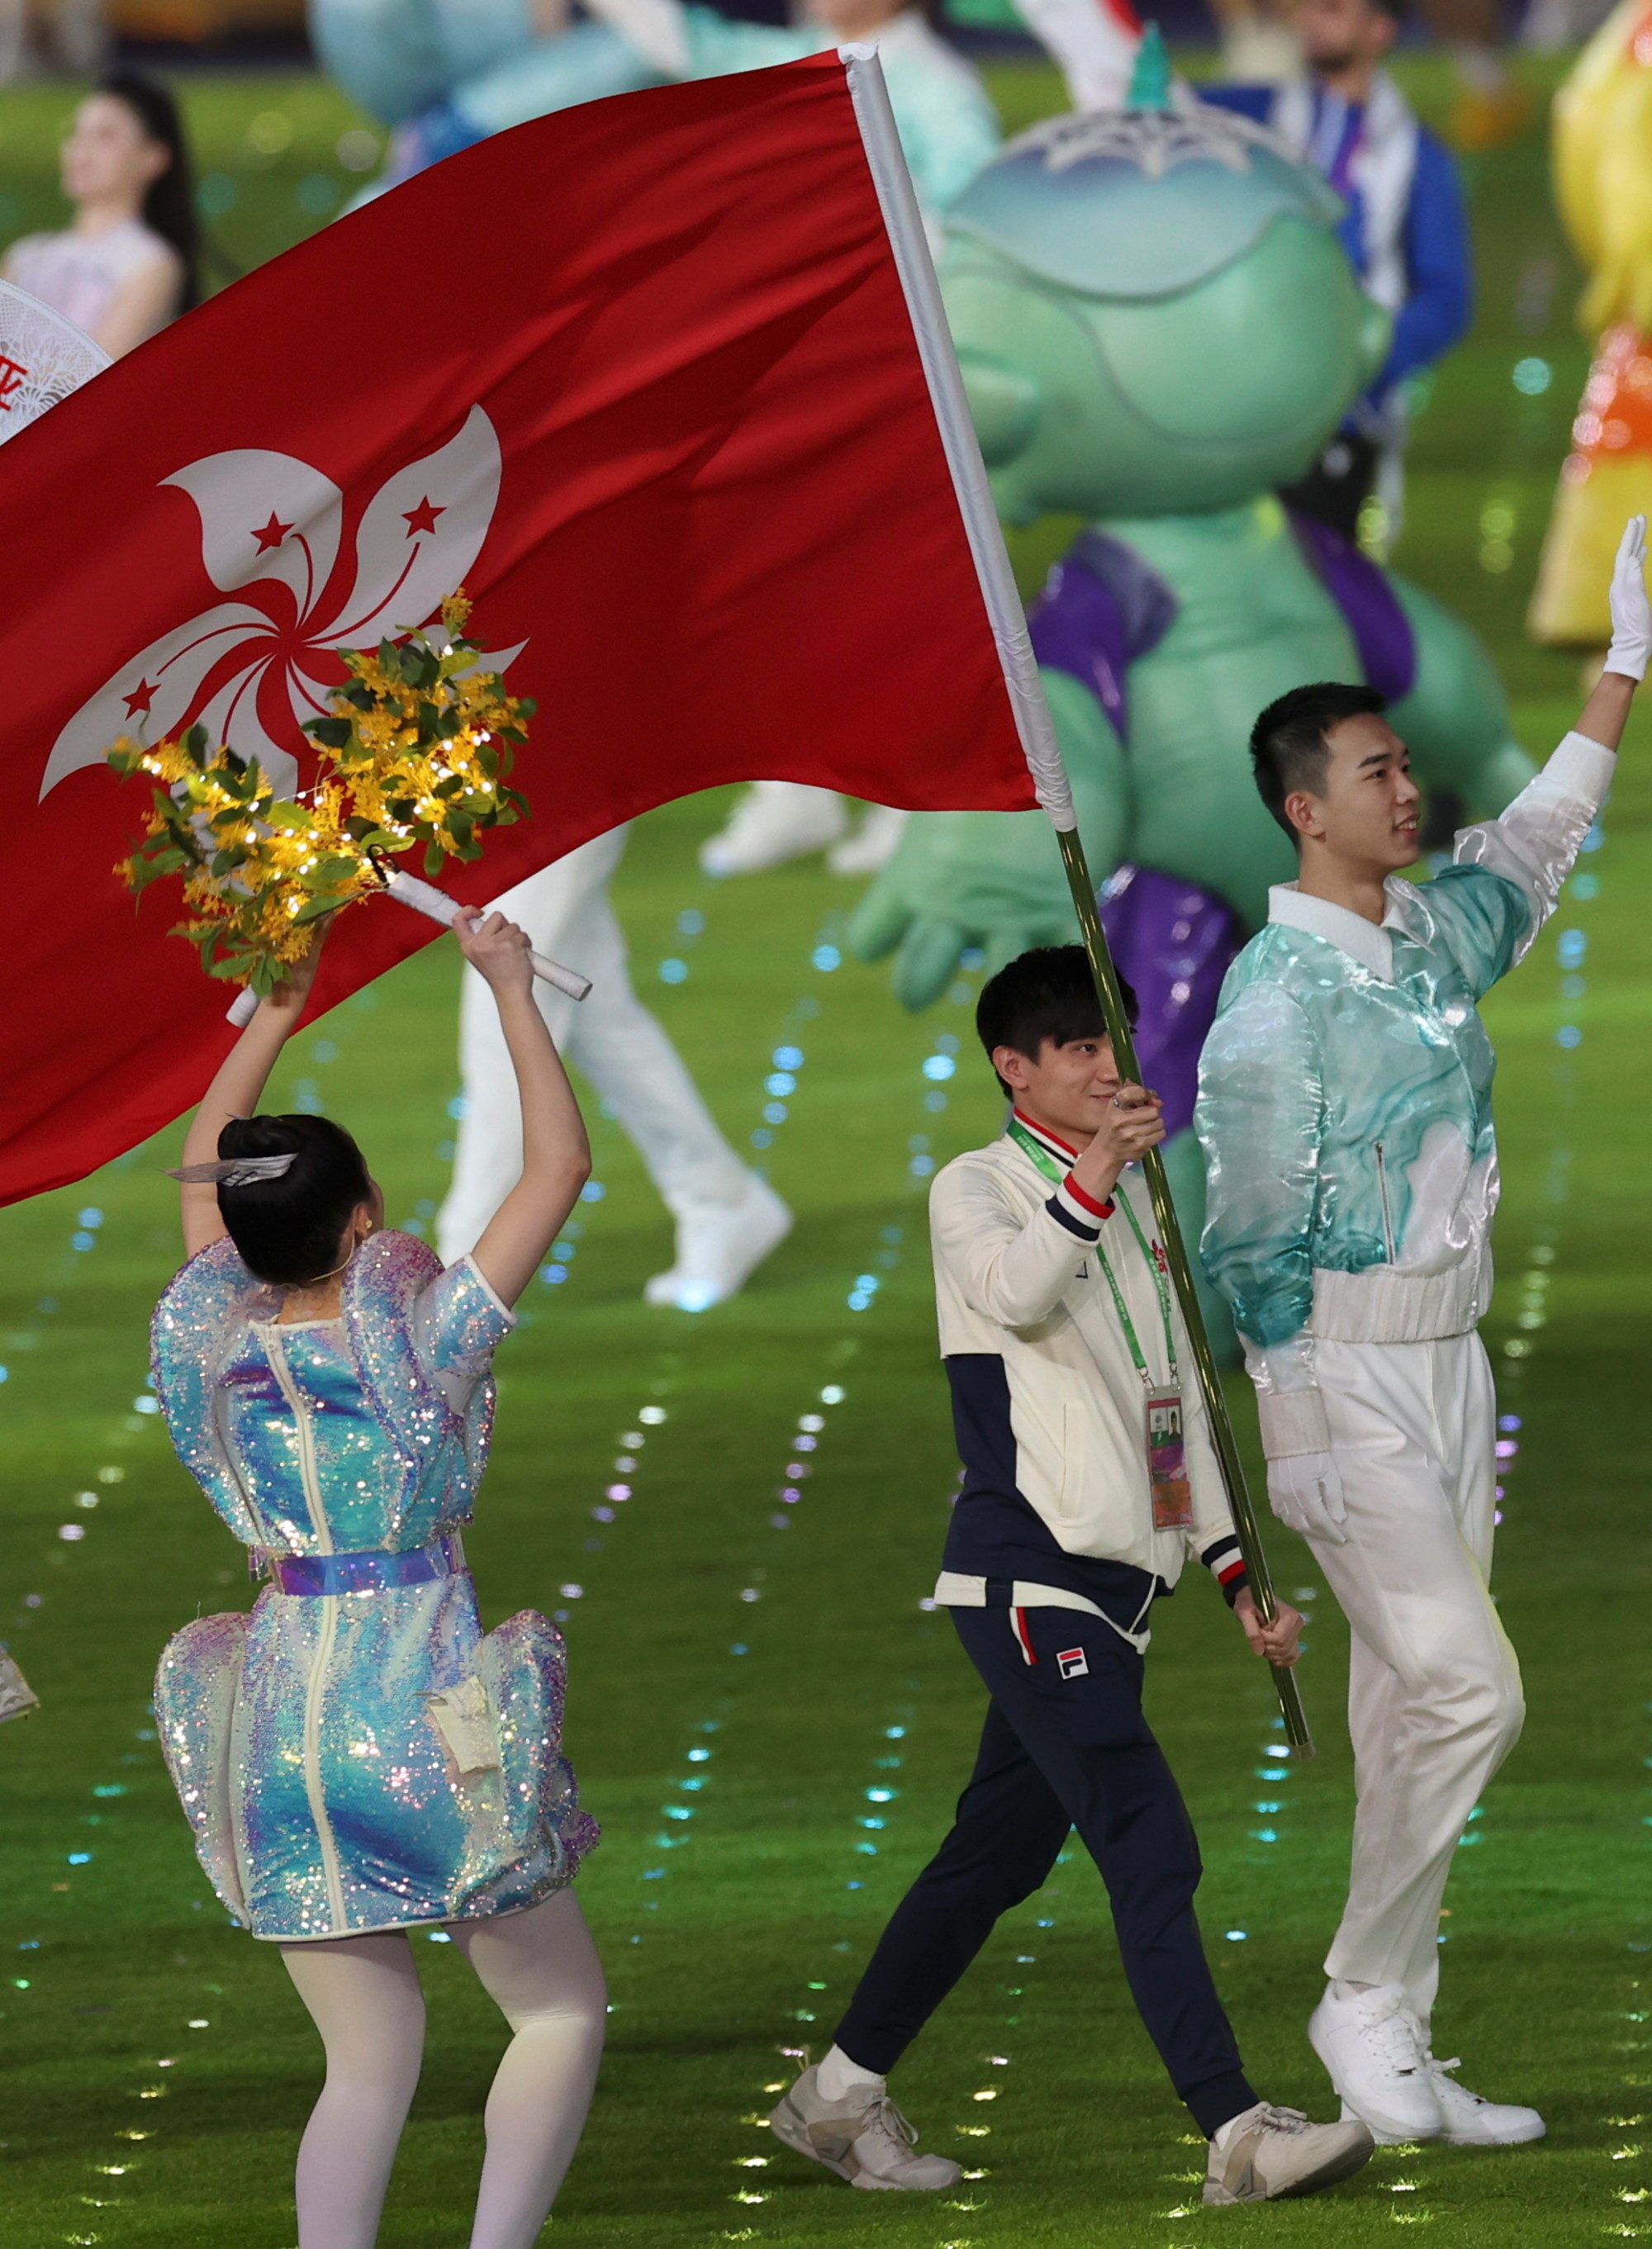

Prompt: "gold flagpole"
[1055,830,1314,1757]
[837,44,1309,1754]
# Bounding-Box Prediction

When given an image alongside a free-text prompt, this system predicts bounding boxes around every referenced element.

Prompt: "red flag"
[0,54,1037,1205]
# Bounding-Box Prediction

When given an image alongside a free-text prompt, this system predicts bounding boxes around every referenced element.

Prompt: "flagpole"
[840,44,1312,1755]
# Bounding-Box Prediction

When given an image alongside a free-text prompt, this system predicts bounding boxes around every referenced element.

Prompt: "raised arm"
[176,934,327,1259]
[461,910,591,1309]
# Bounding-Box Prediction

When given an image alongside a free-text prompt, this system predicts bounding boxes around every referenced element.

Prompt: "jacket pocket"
[1374,1141,1397,1263]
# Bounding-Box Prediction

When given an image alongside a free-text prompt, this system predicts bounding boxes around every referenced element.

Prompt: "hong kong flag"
[0,50,1047,1205]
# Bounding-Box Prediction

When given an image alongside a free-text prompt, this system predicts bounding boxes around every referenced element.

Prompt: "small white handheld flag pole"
[225,869,592,1028]
[839,44,1310,1753]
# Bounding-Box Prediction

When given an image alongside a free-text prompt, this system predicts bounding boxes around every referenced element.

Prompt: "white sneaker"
[1308,1983,1444,2142]
[1426,2056,1545,2146]
[643,1174,791,1310]
[1203,2102,1374,2204]
[699,783,847,877]
[769,2064,961,2191]
[827,804,909,876]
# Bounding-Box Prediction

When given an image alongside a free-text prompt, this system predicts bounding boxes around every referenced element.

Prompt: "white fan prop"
[0,282,111,444]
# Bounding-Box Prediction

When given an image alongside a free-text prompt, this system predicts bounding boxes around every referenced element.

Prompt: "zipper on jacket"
[1374,1142,1397,1264]
[264,1330,349,1935]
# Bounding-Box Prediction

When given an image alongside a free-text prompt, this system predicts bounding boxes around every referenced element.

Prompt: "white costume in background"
[439,829,790,1308]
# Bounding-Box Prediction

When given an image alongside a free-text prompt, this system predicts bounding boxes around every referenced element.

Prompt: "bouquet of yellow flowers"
[109,595,553,1002]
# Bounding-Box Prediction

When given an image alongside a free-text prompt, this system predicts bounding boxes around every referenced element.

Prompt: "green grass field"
[2,50,1650,2249]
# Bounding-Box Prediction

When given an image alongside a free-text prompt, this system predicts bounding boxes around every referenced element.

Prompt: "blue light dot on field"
[1512,358,1551,395]
[765,1072,796,1097]
[750,1127,773,1150]
[1583,822,1605,853]
[762,1102,787,1126]
[773,1045,805,1070]
[812,945,841,971]
[658,958,688,984]
[67,1853,90,1865]
[78,1208,102,1229]
[198,173,238,217]
[133,1397,160,1416]
[1557,1025,1583,1048]
[924,1090,949,1113]
[297,174,343,217]
[1225,1930,1247,1941]
[820,1386,845,1404]
[71,1231,94,1252]
[580,1179,605,1202]
[1573,873,1600,899]
[1557,929,1587,967]
[676,908,706,937]
[923,1054,956,1082]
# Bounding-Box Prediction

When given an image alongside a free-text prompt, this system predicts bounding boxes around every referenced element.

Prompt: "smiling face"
[992,1032,1122,1148]
[1287,713,1422,873]
[60,93,169,214]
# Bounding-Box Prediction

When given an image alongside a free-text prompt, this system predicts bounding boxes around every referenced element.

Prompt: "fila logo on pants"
[1057,1647,1089,1680]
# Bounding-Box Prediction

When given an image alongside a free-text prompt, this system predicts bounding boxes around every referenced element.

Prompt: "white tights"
[280,1888,606,2249]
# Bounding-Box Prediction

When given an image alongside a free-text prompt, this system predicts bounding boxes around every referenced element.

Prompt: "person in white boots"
[437,828,790,1309]
[1195,519,1650,2147]
[771,946,1374,2207]
[700,782,909,880]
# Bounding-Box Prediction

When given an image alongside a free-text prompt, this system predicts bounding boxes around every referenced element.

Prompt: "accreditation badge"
[1146,1384,1194,1531]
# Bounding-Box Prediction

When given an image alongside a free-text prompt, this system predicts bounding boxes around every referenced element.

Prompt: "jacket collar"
[1267,880,1408,982]
[1008,1108,1078,1169]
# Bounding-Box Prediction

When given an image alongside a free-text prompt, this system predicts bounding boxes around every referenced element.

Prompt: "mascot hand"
[847,808,1082,1008]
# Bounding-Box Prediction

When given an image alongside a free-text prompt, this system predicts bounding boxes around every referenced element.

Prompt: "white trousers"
[1311,1331,1524,2029]
[437,828,749,1264]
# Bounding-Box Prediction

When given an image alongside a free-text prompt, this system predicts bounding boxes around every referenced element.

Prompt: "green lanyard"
[1007,1117,1178,1389]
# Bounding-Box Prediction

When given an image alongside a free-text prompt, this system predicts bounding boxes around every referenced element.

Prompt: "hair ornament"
[167,1154,298,1188]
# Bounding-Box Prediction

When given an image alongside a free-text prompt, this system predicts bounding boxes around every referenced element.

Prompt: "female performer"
[3,69,197,356]
[152,910,604,2249]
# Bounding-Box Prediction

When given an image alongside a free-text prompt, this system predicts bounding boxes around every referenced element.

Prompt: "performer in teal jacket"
[1194,519,1650,2153]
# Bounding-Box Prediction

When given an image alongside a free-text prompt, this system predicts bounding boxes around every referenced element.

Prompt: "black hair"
[96,69,200,313]
[1249,681,1388,842]
[976,944,1139,1100]
[216,1114,372,1288]
[1368,0,1408,22]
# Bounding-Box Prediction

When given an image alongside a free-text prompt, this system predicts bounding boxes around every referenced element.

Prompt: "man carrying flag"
[770,946,1374,2205]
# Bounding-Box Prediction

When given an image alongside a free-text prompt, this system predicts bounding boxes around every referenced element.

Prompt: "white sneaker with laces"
[1426,2056,1545,2146]
[699,783,847,876]
[1308,1982,1445,2142]
[643,1174,791,1310]
[1203,2102,1374,2204]
[769,2064,962,2191]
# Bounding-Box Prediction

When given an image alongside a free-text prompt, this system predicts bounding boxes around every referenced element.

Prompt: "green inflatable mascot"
[851,36,1532,1288]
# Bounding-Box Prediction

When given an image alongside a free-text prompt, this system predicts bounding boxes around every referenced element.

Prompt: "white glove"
[1265,1451,1347,1544]
[1605,515,1651,681]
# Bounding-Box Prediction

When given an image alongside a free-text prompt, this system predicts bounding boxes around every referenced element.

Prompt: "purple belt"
[262,1530,468,1597]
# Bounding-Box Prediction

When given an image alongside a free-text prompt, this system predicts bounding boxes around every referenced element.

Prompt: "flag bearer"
[771,945,1374,2208]
[1194,520,1650,2147]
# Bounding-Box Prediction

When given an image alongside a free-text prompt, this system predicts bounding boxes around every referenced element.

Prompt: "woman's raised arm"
[175,934,326,1259]
[460,909,591,1308]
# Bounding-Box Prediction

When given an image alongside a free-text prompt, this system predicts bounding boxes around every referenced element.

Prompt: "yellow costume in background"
[1530,0,1652,647]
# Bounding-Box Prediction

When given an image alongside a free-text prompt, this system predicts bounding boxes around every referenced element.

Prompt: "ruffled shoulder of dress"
[342,1231,465,1456]
[152,1236,276,1352]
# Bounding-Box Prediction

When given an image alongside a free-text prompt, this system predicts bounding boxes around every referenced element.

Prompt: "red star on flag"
[402,496,444,538]
[252,511,292,553]
[122,678,156,719]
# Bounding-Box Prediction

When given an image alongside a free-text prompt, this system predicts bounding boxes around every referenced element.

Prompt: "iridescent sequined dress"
[150,1230,598,1942]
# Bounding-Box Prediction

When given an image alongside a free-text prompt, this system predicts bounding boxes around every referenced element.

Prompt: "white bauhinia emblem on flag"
[39,404,517,802]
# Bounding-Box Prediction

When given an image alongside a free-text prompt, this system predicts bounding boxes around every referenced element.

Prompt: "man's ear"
[1284,790,1324,842]
[992,1043,1032,1090]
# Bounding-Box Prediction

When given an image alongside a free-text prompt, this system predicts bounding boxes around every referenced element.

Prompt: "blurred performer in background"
[311,0,663,186]
[1204,0,1472,553]
[0,0,107,86]
[2,69,196,355]
[437,832,792,1313]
